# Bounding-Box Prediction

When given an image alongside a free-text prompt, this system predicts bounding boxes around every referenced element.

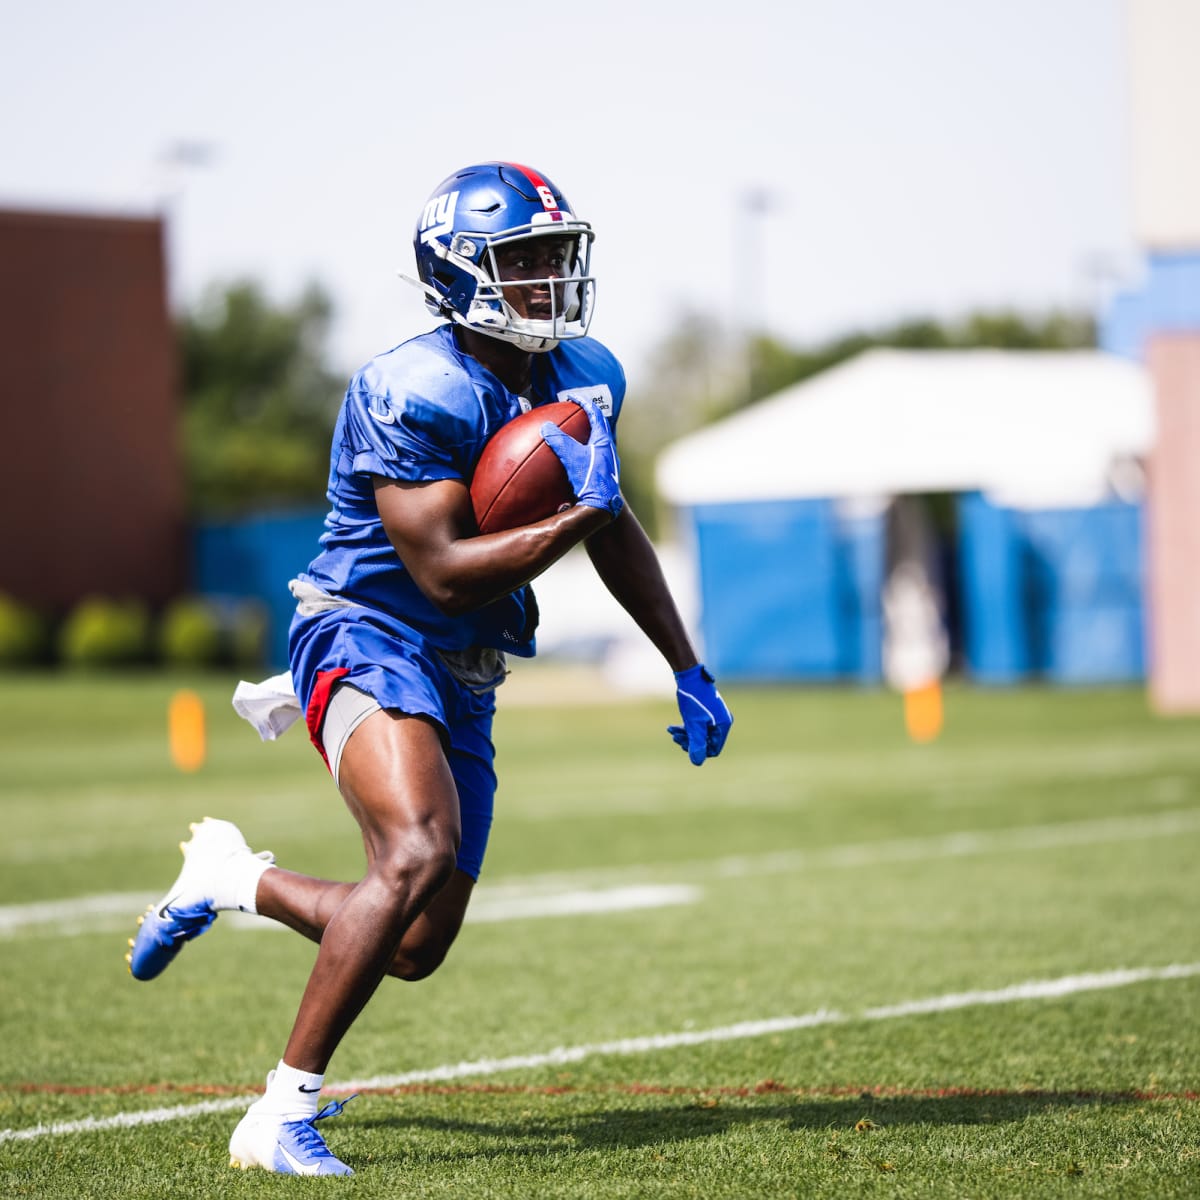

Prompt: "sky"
[0,0,1139,381]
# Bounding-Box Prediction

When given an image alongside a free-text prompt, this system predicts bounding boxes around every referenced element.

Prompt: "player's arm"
[374,395,625,615]
[373,475,608,616]
[584,505,698,673]
[586,503,734,766]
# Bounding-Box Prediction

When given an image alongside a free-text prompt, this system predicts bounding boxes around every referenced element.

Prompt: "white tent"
[656,349,1155,511]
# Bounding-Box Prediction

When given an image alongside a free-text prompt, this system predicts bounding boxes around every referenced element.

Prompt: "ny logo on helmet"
[419,191,459,245]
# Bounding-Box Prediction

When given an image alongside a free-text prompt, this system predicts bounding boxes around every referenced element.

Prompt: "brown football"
[470,401,591,534]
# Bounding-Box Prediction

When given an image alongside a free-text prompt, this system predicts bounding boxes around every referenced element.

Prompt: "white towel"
[231,671,303,741]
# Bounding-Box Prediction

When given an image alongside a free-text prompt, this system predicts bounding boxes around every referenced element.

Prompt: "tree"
[178,281,345,514]
[739,310,1096,411]
[614,310,746,535]
[624,307,1098,535]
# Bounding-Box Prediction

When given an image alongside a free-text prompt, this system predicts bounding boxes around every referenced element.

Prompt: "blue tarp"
[689,499,884,683]
[959,494,1145,684]
[194,508,325,670]
[686,494,1144,685]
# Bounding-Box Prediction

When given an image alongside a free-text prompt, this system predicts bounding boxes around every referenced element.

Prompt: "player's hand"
[668,664,733,766]
[541,398,624,519]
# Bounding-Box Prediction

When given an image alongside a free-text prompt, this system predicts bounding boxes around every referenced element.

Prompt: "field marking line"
[4,808,1199,940]
[4,961,1198,1145]
[504,807,1200,891]
[223,883,703,931]
[0,884,702,939]
[0,892,149,934]
[438,883,699,924]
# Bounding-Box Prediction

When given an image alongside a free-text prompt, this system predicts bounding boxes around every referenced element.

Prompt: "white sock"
[253,1060,324,1119]
[206,852,274,914]
[230,854,274,915]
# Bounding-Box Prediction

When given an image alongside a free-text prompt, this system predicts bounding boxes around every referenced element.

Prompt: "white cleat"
[228,1098,355,1176]
[127,818,273,981]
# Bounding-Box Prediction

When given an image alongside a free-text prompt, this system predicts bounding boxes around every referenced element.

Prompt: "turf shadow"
[352,1088,1156,1165]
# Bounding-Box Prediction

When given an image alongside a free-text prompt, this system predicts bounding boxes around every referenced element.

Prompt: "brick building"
[0,207,185,613]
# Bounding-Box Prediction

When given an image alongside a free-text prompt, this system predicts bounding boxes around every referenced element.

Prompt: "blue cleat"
[127,900,217,981]
[229,1097,356,1176]
[126,817,273,981]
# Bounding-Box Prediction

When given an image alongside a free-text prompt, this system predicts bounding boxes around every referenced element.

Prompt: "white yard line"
[0,892,149,934]
[465,883,702,923]
[3,808,1199,938]
[3,961,1197,1145]
[0,885,701,938]
[223,883,702,931]
[490,807,1200,892]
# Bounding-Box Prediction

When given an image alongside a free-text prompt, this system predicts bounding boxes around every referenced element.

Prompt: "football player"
[127,161,733,1176]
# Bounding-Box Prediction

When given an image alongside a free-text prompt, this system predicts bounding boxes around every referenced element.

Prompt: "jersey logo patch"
[557,383,613,416]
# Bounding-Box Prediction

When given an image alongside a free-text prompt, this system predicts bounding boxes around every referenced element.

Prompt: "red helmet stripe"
[505,162,563,217]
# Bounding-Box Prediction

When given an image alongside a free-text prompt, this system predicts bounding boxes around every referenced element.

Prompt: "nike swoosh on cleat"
[277,1145,320,1176]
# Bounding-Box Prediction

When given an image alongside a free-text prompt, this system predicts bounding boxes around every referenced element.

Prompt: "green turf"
[1,670,1198,1197]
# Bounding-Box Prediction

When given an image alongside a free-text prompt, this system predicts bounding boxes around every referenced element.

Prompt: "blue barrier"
[957,494,1145,684]
[689,499,884,683]
[194,508,326,671]
[958,493,1029,682]
[686,493,1144,685]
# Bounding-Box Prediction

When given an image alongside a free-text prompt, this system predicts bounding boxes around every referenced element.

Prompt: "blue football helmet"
[404,162,596,353]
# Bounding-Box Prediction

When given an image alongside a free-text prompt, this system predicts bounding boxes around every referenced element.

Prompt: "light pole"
[740,187,772,405]
[153,140,217,312]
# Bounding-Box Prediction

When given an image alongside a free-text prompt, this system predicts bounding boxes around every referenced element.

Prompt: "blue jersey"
[297,324,626,655]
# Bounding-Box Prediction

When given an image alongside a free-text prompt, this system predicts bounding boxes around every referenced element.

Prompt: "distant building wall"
[1144,335,1200,711]
[1100,256,1200,711]
[1121,0,1200,711]
[0,208,185,612]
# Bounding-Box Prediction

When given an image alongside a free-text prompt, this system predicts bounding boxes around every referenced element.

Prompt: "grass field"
[1,668,1198,1198]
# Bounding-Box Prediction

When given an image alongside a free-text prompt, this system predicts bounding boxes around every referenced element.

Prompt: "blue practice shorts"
[289,605,497,881]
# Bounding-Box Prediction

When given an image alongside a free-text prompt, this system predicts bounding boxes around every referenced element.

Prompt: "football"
[470,401,591,534]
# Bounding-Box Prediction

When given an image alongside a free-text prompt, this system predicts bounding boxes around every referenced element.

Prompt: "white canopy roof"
[655,349,1155,510]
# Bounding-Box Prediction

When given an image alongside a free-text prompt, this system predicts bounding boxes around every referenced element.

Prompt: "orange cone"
[168,689,206,772]
[903,680,944,744]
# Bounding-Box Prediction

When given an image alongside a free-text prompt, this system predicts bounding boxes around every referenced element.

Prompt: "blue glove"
[541,398,624,519]
[668,664,733,766]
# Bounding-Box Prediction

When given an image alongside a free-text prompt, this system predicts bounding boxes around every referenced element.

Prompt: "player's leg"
[128,686,483,986]
[281,706,462,1068]
[229,707,461,1175]
[252,675,494,979]
[246,865,474,977]
[125,678,362,983]
[384,713,493,980]
[245,830,476,979]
